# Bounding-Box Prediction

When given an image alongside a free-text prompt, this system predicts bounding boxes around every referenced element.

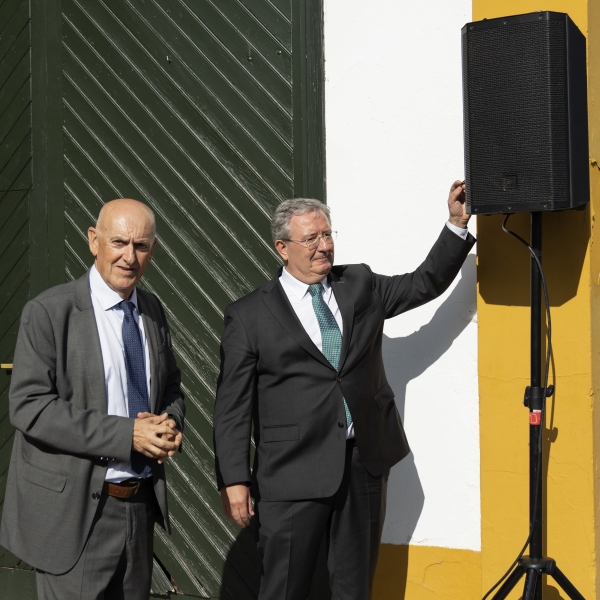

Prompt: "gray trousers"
[256,440,389,600]
[36,484,157,600]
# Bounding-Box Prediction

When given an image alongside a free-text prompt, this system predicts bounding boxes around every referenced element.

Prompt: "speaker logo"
[502,174,518,190]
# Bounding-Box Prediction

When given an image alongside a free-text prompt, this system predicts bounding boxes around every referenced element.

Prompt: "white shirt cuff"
[445,221,469,240]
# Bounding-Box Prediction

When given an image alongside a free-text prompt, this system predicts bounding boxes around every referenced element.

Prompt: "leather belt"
[102,477,151,499]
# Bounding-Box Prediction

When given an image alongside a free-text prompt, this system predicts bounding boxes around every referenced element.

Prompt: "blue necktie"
[307,284,353,427]
[120,300,152,478]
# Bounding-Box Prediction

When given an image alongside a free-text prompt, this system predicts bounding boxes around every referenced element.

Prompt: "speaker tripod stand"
[490,212,584,600]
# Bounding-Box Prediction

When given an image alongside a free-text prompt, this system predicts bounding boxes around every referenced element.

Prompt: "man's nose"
[316,236,329,250]
[122,243,136,263]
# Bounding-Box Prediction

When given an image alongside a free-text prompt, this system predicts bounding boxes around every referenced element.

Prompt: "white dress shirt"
[278,222,469,440]
[89,265,151,483]
[279,265,355,438]
[445,220,469,239]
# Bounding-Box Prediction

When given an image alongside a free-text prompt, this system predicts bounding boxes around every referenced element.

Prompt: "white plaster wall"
[324,0,480,551]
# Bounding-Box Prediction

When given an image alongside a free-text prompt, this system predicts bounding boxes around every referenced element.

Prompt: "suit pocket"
[22,461,66,492]
[375,384,395,410]
[262,424,300,443]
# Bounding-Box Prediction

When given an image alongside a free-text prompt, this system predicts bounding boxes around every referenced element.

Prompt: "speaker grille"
[464,19,568,212]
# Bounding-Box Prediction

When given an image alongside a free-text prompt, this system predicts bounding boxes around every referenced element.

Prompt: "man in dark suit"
[0,199,185,599]
[213,181,475,599]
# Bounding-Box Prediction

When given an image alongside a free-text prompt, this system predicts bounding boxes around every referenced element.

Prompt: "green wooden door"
[0,0,36,596]
[0,0,325,598]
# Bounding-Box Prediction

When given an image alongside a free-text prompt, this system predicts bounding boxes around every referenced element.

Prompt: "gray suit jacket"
[0,271,185,574]
[214,226,475,501]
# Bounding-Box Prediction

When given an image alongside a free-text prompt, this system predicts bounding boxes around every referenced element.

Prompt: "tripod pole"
[529,211,543,598]
[490,213,585,600]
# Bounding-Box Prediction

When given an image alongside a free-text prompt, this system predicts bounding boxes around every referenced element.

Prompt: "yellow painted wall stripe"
[373,544,481,599]
[474,0,598,598]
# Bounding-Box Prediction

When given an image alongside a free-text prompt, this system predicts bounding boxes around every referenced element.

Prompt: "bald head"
[88,198,157,299]
[96,198,156,239]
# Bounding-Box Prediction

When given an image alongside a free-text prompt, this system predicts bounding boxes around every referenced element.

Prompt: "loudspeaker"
[462,12,589,215]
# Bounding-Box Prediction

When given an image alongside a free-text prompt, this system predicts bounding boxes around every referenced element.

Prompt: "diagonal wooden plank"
[0,275,28,346]
[0,0,29,64]
[0,225,27,284]
[0,545,22,569]
[62,103,268,299]
[0,568,36,599]
[0,316,20,365]
[0,134,31,192]
[0,194,28,257]
[0,23,30,96]
[178,0,291,80]
[0,52,30,120]
[63,1,293,188]
[150,556,175,596]
[236,0,291,45]
[265,0,291,22]
[156,0,291,92]
[0,83,29,150]
[0,250,28,314]
[61,42,287,248]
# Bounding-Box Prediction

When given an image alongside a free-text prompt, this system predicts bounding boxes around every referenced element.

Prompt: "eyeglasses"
[283,231,337,250]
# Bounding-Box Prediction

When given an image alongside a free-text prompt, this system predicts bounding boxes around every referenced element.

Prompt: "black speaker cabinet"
[462,12,589,215]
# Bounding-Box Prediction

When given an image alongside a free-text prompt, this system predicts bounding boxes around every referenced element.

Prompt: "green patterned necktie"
[307,283,353,427]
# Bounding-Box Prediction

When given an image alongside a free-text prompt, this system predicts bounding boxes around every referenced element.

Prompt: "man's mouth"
[117,266,136,275]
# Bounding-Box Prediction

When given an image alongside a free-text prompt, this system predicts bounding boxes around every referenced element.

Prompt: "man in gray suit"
[0,199,185,599]
[214,182,474,599]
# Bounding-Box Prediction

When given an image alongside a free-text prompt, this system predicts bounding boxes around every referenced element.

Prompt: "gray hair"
[270,198,331,242]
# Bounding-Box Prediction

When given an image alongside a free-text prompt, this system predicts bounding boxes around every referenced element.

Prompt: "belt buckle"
[130,479,142,496]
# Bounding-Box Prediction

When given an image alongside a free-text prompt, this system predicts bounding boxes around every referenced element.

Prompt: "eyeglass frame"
[280,231,338,251]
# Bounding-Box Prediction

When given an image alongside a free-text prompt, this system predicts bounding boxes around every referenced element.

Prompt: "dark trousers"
[256,441,389,600]
[36,484,157,600]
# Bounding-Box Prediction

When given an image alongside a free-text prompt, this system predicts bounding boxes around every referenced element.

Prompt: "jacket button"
[338,422,344,428]
[92,492,100,500]
[337,376,341,382]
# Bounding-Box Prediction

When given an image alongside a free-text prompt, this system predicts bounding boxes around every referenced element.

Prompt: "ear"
[274,239,288,262]
[149,236,158,259]
[88,227,99,258]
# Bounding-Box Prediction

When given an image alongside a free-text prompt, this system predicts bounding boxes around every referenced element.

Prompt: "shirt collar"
[89,265,139,312]
[280,267,330,300]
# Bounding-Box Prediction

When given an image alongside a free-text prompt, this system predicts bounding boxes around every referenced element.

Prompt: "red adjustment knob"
[529,411,542,426]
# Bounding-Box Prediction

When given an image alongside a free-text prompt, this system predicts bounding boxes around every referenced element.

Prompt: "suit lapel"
[329,272,354,371]
[137,292,160,414]
[262,275,334,370]
[74,271,107,413]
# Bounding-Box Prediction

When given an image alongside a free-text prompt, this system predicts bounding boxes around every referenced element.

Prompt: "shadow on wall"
[478,208,590,307]
[377,253,477,597]
[218,254,477,600]
[384,253,478,432]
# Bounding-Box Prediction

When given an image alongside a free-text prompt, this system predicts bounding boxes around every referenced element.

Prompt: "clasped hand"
[132,412,182,464]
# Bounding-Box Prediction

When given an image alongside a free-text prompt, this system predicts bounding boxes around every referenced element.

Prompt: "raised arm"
[371,180,475,318]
